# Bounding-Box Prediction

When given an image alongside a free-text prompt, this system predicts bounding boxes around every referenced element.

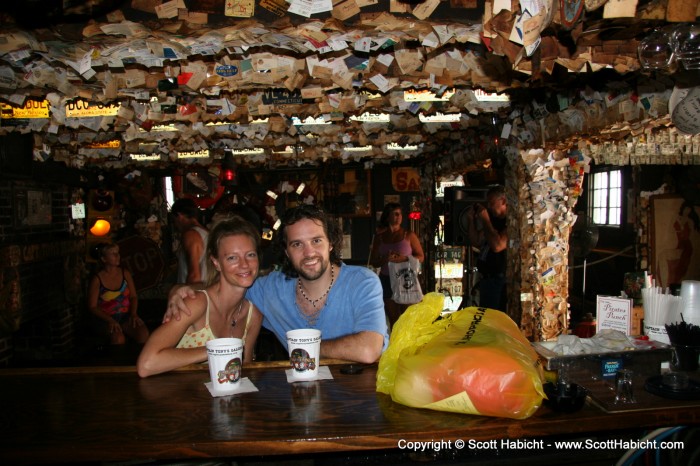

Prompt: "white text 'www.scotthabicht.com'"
[397,438,685,452]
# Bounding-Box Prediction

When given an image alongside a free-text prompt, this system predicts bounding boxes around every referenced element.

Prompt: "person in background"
[137,216,263,377]
[170,198,209,284]
[369,202,425,328]
[87,243,149,346]
[165,204,388,364]
[468,185,508,312]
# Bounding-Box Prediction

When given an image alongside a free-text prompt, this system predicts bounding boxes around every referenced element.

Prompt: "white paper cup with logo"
[287,329,321,379]
[644,323,670,345]
[206,338,244,394]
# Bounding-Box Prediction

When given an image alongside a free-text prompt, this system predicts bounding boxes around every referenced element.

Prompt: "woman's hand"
[163,285,197,323]
[108,319,122,334]
[128,315,146,328]
[388,251,407,263]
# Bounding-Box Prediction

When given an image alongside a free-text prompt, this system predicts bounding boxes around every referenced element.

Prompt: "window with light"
[589,169,622,226]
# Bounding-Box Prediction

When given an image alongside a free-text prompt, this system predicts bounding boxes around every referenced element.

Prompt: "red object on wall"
[223,168,236,184]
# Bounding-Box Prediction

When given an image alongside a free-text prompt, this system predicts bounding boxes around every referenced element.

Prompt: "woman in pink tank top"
[369,202,424,328]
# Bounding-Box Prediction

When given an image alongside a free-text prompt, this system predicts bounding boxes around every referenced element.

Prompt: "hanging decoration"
[171,166,226,210]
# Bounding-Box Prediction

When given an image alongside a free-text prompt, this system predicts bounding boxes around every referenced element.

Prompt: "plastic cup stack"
[680,280,700,327]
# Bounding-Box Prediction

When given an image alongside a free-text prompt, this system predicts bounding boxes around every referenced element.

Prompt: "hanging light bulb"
[90,218,111,236]
[222,150,237,188]
[223,167,235,183]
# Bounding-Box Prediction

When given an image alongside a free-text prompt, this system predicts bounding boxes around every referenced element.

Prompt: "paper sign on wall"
[596,295,633,335]
[226,0,255,17]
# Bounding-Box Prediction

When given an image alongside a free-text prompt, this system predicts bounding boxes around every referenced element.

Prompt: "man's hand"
[163,285,197,323]
[475,204,490,223]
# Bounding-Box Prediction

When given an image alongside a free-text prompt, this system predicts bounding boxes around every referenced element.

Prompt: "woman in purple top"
[370,202,425,328]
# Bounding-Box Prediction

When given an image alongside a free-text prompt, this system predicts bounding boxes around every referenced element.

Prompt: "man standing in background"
[170,198,209,284]
[468,185,507,312]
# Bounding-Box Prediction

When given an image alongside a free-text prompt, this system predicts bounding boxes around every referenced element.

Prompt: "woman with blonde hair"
[137,216,263,377]
[87,243,150,346]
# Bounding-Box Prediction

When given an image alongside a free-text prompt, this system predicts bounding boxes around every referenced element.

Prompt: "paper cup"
[644,323,671,345]
[286,329,321,379]
[206,338,244,394]
[680,280,700,301]
[680,280,700,326]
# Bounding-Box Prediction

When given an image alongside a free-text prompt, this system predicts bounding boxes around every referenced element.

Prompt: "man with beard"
[165,204,387,364]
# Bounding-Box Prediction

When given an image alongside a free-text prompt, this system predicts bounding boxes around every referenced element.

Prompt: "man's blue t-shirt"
[246,263,389,351]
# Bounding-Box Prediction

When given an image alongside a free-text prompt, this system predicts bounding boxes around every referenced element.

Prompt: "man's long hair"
[275,204,343,278]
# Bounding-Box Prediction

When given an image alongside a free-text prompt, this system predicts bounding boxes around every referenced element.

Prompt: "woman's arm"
[87,275,103,318]
[123,269,139,318]
[136,294,207,378]
[408,231,425,262]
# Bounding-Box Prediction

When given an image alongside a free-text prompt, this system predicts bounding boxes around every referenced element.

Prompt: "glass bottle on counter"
[574,312,597,338]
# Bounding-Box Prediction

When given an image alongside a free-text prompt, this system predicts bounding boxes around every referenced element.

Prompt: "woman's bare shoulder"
[183,290,209,317]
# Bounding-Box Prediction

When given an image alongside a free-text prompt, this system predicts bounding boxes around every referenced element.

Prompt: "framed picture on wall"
[650,194,700,288]
[13,188,52,227]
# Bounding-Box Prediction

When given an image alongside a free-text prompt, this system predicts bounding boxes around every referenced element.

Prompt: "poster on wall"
[13,189,52,227]
[650,194,700,289]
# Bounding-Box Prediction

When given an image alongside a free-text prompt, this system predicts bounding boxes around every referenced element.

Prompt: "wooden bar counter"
[1,361,699,465]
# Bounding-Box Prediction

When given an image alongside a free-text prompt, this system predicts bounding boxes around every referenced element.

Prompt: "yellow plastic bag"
[377,292,545,420]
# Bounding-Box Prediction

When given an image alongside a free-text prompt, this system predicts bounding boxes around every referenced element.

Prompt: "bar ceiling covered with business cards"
[0,0,698,171]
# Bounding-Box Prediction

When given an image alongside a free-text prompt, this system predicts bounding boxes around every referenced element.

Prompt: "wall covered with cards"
[0,1,698,173]
[1,0,700,363]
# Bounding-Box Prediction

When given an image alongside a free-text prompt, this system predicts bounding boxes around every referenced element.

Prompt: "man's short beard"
[296,258,328,281]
